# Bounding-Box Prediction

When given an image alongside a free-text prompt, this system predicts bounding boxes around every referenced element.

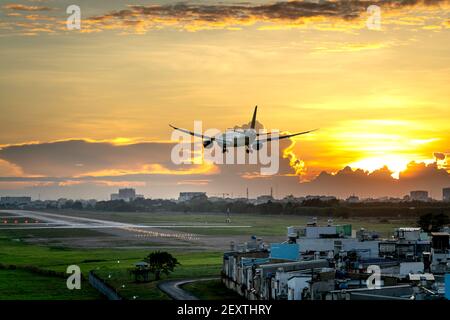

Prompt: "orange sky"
[0,1,449,198]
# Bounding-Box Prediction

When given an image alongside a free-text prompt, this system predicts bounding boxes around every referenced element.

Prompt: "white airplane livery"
[170,106,317,153]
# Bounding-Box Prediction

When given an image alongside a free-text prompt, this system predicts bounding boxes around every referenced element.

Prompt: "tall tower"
[246,188,249,200]
[270,187,273,198]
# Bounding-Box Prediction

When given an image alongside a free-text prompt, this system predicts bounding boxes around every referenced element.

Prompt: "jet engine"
[251,141,263,151]
[203,139,214,149]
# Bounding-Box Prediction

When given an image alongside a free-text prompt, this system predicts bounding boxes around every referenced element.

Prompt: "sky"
[0,0,449,200]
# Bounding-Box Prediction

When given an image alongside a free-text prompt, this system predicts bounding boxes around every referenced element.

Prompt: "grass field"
[182,280,243,300]
[50,211,416,237]
[49,210,418,238]
[0,269,102,300]
[0,235,223,300]
[94,251,223,300]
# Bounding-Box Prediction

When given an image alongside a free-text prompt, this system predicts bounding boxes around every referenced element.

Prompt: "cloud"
[0,136,303,198]
[0,137,449,200]
[84,0,448,33]
[3,4,52,12]
[295,161,450,198]
[0,139,215,177]
[2,0,448,35]
[434,152,446,160]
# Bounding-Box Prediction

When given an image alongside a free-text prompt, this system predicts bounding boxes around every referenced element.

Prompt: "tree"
[417,212,450,232]
[144,251,180,280]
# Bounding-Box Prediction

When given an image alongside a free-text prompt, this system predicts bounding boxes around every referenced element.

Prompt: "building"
[0,196,31,205]
[346,195,360,203]
[443,187,450,202]
[255,195,274,204]
[379,227,430,260]
[178,192,207,202]
[430,232,449,274]
[410,190,429,202]
[110,188,142,202]
[222,225,447,300]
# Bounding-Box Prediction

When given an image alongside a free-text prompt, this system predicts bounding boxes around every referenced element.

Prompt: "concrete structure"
[178,192,207,202]
[288,222,379,259]
[399,262,424,276]
[443,187,450,202]
[270,243,300,261]
[430,232,449,274]
[110,188,142,202]
[255,195,274,204]
[287,275,311,300]
[222,225,449,300]
[346,195,360,203]
[379,228,430,260]
[410,190,429,202]
[0,196,31,205]
[326,285,414,300]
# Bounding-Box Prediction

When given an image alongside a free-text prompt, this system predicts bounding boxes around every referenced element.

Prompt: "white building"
[110,188,141,202]
[287,275,311,300]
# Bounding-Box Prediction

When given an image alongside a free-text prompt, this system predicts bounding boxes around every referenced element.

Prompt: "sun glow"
[348,155,439,179]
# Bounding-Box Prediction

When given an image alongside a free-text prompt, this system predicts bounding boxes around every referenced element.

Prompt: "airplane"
[170,106,317,153]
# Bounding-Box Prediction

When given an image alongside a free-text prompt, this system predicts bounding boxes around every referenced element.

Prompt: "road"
[158,277,220,300]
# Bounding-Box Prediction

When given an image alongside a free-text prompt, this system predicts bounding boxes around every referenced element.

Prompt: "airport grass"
[49,210,417,238]
[182,280,243,300]
[0,236,223,300]
[94,250,223,300]
[0,269,103,300]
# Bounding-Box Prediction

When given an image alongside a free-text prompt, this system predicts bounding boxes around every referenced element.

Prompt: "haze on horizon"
[0,0,449,200]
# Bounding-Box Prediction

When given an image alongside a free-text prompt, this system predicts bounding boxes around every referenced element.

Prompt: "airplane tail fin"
[250,105,257,129]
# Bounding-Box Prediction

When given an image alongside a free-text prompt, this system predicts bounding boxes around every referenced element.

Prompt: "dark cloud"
[296,162,450,199]
[86,0,448,30]
[434,152,446,161]
[0,138,301,199]
[2,0,447,35]
[0,140,181,176]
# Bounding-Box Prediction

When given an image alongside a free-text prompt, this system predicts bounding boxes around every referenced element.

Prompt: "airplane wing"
[256,129,318,143]
[169,124,214,140]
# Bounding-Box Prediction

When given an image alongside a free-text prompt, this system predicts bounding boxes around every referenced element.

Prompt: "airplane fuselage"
[215,129,257,149]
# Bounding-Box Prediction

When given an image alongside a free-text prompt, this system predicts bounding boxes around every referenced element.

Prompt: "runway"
[0,210,251,242]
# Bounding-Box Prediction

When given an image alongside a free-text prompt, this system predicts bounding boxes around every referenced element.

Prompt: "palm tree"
[144,251,180,280]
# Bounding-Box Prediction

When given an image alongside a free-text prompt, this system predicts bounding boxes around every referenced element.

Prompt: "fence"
[88,271,123,300]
